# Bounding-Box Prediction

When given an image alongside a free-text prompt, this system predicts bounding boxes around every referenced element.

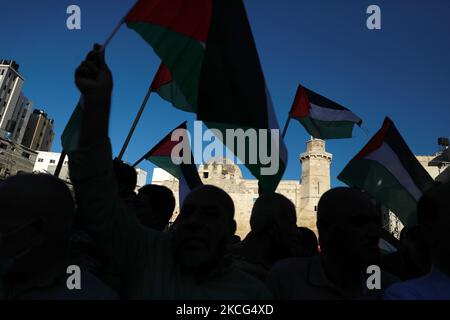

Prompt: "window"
[64,161,68,165]
[49,159,56,164]
[203,172,209,179]
[7,89,11,94]
[37,158,44,162]
[0,143,7,149]
[0,69,4,75]
[314,205,318,212]
[22,152,30,159]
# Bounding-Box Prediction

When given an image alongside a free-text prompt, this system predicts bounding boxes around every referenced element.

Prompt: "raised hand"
[75,43,113,102]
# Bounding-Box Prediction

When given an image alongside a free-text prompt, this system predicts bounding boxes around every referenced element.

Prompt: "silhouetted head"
[317,187,380,269]
[417,182,450,275]
[291,227,318,258]
[0,174,75,289]
[133,184,175,231]
[399,225,430,274]
[172,185,236,275]
[113,159,137,199]
[250,193,298,257]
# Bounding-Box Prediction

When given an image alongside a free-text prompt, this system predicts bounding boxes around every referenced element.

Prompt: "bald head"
[317,187,378,230]
[182,184,235,220]
[250,193,297,232]
[316,187,380,267]
[0,174,75,287]
[174,185,236,274]
[0,174,74,232]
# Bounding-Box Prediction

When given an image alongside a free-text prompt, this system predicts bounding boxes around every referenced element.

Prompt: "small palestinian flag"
[289,85,362,139]
[338,117,434,227]
[151,63,192,113]
[126,0,287,194]
[142,121,202,205]
[61,99,83,154]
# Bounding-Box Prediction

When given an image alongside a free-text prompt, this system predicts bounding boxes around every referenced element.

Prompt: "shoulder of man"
[224,266,274,299]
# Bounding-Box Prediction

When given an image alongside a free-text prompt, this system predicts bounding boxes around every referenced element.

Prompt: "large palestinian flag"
[126,0,287,193]
[142,121,202,205]
[338,117,434,227]
[289,85,362,139]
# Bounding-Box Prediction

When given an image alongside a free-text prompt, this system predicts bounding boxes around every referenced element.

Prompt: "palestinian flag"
[289,85,362,139]
[338,117,434,227]
[61,99,83,154]
[126,0,287,193]
[151,63,192,112]
[142,121,202,205]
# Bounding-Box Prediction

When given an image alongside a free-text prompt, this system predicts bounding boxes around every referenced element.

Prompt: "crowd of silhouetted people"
[0,45,449,300]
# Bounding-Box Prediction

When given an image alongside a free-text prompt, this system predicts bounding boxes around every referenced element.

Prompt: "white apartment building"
[33,151,70,182]
[0,60,25,139]
[33,151,148,187]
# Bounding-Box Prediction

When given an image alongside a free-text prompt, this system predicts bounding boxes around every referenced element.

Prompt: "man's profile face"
[173,186,234,273]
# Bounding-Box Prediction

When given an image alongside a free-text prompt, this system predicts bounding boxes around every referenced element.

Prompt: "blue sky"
[2,0,449,186]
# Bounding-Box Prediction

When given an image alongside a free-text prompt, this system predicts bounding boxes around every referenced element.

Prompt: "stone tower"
[299,138,332,233]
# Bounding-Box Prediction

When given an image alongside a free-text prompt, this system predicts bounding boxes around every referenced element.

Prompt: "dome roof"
[203,157,243,179]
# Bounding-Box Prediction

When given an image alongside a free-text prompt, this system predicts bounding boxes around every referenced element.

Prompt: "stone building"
[152,138,332,238]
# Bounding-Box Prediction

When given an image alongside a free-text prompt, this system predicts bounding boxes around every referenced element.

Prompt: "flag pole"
[102,0,139,49]
[55,4,136,178]
[117,83,153,161]
[281,115,291,139]
[54,151,67,177]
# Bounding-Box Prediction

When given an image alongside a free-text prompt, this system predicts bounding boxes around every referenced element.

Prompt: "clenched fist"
[75,44,113,101]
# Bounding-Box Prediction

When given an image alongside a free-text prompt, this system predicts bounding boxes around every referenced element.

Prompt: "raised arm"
[68,44,147,277]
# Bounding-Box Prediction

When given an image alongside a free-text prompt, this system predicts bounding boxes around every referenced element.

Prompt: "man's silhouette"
[232,193,299,281]
[0,174,118,299]
[129,184,175,231]
[68,45,271,299]
[267,187,397,299]
[384,182,450,300]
